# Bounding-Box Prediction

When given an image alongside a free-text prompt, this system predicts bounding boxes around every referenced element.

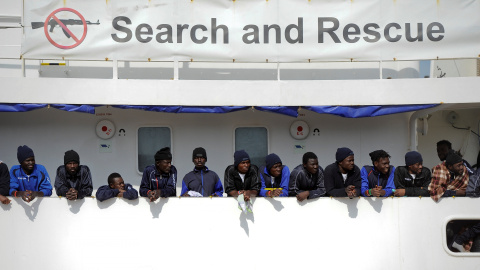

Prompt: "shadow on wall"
[0,62,421,80]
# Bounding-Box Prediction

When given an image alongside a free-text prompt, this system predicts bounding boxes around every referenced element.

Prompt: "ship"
[1,0,480,269]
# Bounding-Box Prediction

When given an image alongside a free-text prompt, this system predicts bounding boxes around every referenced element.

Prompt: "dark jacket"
[258,165,290,197]
[324,162,361,197]
[467,169,480,197]
[54,165,93,199]
[139,165,177,197]
[393,166,431,197]
[0,162,9,196]
[361,165,396,197]
[224,164,260,196]
[95,183,138,202]
[181,167,223,197]
[288,164,326,199]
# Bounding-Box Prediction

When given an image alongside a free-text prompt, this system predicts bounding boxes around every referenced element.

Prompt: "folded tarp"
[0,103,97,114]
[303,104,438,118]
[0,104,439,118]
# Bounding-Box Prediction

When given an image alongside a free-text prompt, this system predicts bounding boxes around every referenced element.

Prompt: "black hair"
[436,140,452,149]
[369,150,390,163]
[108,172,122,186]
[159,147,170,152]
[302,152,318,164]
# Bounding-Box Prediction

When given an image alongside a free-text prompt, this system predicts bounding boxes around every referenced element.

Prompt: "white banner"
[22,0,480,62]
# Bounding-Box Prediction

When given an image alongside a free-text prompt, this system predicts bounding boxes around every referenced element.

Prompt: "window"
[445,219,480,255]
[137,127,171,172]
[235,127,268,168]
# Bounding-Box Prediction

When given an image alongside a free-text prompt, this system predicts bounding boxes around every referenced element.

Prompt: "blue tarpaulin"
[303,104,439,118]
[0,104,97,114]
[0,103,439,118]
[112,105,248,114]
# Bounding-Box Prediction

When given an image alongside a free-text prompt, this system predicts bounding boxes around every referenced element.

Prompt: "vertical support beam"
[21,57,25,77]
[112,59,118,79]
[277,62,280,81]
[379,61,383,79]
[173,60,179,80]
[430,60,435,78]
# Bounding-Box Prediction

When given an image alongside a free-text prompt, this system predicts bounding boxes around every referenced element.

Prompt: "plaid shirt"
[428,161,469,202]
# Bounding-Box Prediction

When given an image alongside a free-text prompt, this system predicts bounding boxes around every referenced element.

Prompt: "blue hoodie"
[361,165,396,197]
[259,165,290,197]
[9,164,52,196]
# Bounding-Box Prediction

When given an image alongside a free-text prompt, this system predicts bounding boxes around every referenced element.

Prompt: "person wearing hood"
[258,153,290,197]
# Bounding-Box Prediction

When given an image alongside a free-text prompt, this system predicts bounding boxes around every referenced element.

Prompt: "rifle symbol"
[31,19,100,38]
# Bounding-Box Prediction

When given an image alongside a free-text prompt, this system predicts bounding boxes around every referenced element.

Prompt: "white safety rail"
[0,197,478,270]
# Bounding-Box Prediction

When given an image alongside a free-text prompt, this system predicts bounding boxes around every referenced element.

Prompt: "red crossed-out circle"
[44,8,87,49]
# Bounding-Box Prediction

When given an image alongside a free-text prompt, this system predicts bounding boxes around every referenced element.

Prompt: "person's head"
[234,150,251,174]
[265,153,282,177]
[17,145,35,174]
[336,147,355,172]
[369,150,391,175]
[437,140,452,161]
[108,172,125,190]
[155,147,172,174]
[445,150,464,175]
[192,147,207,169]
[64,150,80,176]
[405,151,423,174]
[302,152,319,175]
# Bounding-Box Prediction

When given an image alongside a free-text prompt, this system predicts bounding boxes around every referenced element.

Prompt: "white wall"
[0,107,412,191]
[0,197,478,270]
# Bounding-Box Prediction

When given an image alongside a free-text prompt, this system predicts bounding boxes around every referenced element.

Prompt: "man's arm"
[54,166,69,197]
[139,168,152,197]
[249,166,261,193]
[95,185,119,202]
[161,171,177,198]
[279,166,290,197]
[466,171,480,197]
[258,171,268,197]
[77,166,93,198]
[0,163,10,196]
[324,165,347,197]
[37,166,53,197]
[212,175,224,197]
[223,166,237,196]
[122,184,139,200]
[360,167,370,197]
[180,178,189,196]
[288,168,304,196]
[308,169,326,199]
[383,166,395,197]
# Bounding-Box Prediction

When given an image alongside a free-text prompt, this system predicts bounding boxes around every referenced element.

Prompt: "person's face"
[110,177,125,190]
[21,157,35,173]
[374,157,390,175]
[237,160,250,174]
[269,163,282,177]
[408,162,423,175]
[193,156,206,168]
[448,161,464,175]
[156,159,172,174]
[303,158,319,175]
[338,155,355,172]
[65,161,79,175]
[437,145,450,161]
